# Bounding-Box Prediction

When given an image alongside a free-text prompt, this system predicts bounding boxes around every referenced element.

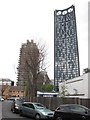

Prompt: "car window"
[57,107,61,110]
[56,105,70,111]
[70,105,86,113]
[61,106,70,111]
[28,104,35,109]
[34,103,45,109]
[23,103,35,109]
[22,104,28,107]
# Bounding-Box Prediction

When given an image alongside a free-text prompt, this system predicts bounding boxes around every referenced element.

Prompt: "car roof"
[23,102,41,104]
[60,104,77,106]
[59,104,89,109]
[8,97,20,100]
[23,102,45,106]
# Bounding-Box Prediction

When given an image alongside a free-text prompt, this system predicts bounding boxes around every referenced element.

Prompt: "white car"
[0,96,4,101]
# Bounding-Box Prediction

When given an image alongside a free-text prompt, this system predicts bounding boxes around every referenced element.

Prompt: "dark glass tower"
[54,5,80,90]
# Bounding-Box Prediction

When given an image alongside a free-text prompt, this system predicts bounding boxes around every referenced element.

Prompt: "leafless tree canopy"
[23,40,47,101]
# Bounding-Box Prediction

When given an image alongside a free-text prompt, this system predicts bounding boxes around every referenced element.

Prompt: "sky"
[0,0,88,84]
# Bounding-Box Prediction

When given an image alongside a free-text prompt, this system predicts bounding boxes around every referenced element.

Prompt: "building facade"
[17,40,38,86]
[1,85,24,99]
[59,72,90,98]
[0,78,14,86]
[54,5,80,90]
[17,40,50,87]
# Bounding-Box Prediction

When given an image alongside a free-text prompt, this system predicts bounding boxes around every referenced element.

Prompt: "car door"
[26,103,35,117]
[59,106,73,120]
[21,103,35,117]
[21,104,30,116]
[69,105,89,120]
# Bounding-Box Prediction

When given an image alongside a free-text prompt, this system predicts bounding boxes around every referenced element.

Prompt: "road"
[0,100,32,120]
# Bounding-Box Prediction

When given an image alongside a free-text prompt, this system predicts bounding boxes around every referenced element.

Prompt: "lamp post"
[56,63,59,92]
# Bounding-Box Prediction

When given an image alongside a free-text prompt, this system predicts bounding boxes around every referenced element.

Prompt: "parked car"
[11,98,24,113]
[7,97,19,101]
[53,104,90,120]
[19,102,54,120]
[0,96,4,101]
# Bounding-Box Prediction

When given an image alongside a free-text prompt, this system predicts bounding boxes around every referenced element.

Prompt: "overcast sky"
[0,0,88,84]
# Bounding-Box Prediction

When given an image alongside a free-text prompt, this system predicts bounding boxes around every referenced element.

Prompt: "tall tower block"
[54,5,80,90]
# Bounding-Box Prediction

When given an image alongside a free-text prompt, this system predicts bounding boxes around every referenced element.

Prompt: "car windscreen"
[15,99,24,104]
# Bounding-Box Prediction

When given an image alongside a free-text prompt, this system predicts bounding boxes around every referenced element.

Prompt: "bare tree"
[24,40,46,101]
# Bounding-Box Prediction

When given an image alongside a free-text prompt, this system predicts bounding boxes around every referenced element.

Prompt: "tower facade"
[17,40,38,86]
[54,5,80,90]
[17,40,50,87]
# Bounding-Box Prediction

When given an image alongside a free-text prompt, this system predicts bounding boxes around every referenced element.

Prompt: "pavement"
[0,101,2,119]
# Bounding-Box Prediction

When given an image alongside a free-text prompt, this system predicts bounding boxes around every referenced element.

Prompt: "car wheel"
[35,114,41,120]
[56,116,63,120]
[12,108,15,113]
[20,110,23,116]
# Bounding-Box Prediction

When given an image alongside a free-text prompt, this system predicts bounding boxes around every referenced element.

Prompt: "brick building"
[1,85,24,99]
